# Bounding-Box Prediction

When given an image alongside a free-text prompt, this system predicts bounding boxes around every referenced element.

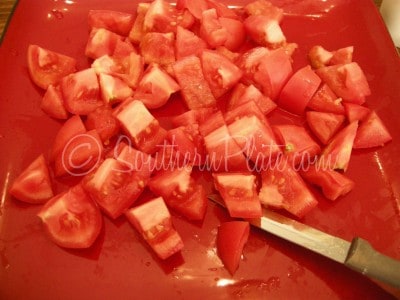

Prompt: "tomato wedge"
[9,154,54,204]
[125,197,184,260]
[27,45,77,90]
[41,84,69,120]
[217,221,250,275]
[38,184,103,249]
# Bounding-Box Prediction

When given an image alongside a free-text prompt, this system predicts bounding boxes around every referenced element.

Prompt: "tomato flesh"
[38,184,103,249]
[10,154,54,204]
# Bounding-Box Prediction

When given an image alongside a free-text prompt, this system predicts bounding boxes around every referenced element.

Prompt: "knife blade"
[208,194,400,289]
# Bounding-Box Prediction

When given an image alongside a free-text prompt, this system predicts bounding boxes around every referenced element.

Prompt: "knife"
[208,194,400,290]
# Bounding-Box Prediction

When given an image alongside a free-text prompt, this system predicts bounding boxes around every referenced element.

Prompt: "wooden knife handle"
[345,237,400,290]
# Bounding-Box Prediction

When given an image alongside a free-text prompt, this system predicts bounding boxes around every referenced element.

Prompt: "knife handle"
[345,237,400,289]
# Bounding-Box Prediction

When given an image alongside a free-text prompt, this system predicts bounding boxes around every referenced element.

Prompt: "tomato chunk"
[353,111,392,149]
[200,9,228,48]
[173,56,216,109]
[61,68,103,115]
[125,197,184,260]
[300,165,355,201]
[217,221,250,275]
[140,32,175,68]
[213,173,262,218]
[85,106,120,143]
[27,45,77,90]
[175,26,208,60]
[10,154,54,204]
[85,28,123,60]
[88,10,134,36]
[307,83,345,115]
[278,65,321,115]
[99,73,133,104]
[259,161,318,218]
[41,84,69,120]
[38,184,103,249]
[114,99,167,154]
[306,111,345,145]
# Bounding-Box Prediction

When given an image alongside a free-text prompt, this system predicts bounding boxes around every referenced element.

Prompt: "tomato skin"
[51,115,86,162]
[41,84,69,120]
[353,111,392,149]
[273,124,321,167]
[38,184,103,249]
[88,10,134,36]
[27,45,77,90]
[217,221,250,275]
[9,154,54,204]
[300,165,355,201]
[173,55,216,110]
[278,65,321,115]
[61,68,103,115]
[53,129,104,177]
[125,197,184,260]
[213,173,262,218]
[318,121,358,171]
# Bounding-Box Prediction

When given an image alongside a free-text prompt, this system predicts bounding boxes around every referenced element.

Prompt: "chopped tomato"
[98,73,133,104]
[217,221,250,275]
[200,49,243,99]
[177,0,208,20]
[318,121,358,171]
[213,173,262,218]
[329,46,353,65]
[198,110,226,137]
[228,84,277,115]
[315,62,371,105]
[200,9,228,48]
[50,115,86,162]
[125,197,184,260]
[38,184,103,249]
[82,156,150,219]
[306,111,345,145]
[273,124,321,167]
[278,65,321,115]
[245,0,283,21]
[225,100,268,128]
[85,28,123,60]
[300,165,355,201]
[175,26,208,60]
[41,84,69,120]
[9,154,54,204]
[136,64,180,109]
[173,55,216,109]
[128,3,150,44]
[114,99,167,154]
[202,122,249,172]
[140,32,176,67]
[227,115,281,169]
[307,83,345,114]
[353,111,392,149]
[148,168,208,221]
[61,68,103,115]
[259,161,318,218]
[88,10,134,36]
[343,102,371,123]
[219,17,246,51]
[206,0,239,19]
[85,106,120,143]
[244,15,286,48]
[308,45,333,69]
[27,45,77,90]
[112,38,136,58]
[171,108,216,128]
[53,129,104,177]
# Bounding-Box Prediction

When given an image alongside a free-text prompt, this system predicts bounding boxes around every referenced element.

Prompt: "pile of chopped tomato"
[10,0,392,275]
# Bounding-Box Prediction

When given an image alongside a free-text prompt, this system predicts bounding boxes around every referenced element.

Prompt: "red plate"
[1,0,400,299]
